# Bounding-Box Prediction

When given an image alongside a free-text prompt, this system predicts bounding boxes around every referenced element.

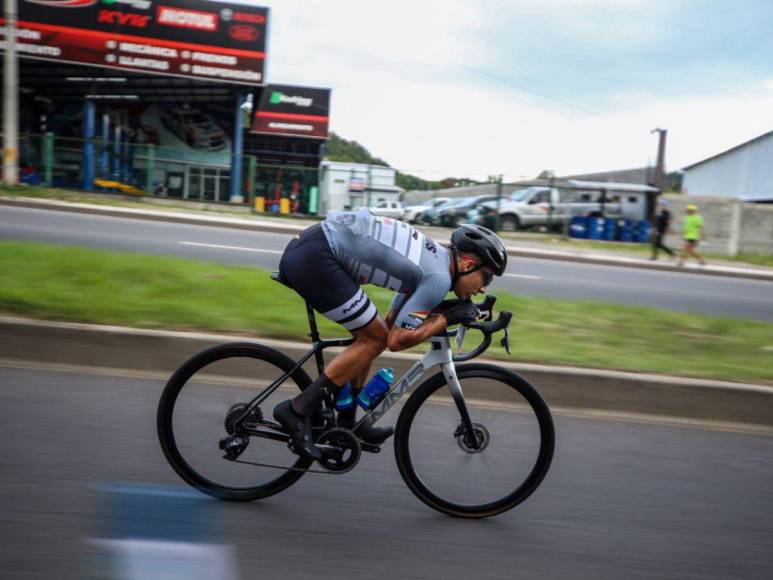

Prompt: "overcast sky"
[260,0,773,181]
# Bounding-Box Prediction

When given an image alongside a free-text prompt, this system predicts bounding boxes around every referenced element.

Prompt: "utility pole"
[651,128,667,191]
[3,0,19,186]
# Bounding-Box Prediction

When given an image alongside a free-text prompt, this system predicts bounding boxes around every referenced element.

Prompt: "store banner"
[251,84,331,139]
[0,0,268,85]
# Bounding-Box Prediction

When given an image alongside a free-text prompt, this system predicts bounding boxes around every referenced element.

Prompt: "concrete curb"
[3,196,773,282]
[2,316,772,429]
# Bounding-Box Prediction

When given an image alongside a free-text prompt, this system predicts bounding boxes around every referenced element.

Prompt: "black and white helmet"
[451,224,508,276]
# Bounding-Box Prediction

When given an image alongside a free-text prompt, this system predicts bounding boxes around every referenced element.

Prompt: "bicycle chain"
[228,457,342,475]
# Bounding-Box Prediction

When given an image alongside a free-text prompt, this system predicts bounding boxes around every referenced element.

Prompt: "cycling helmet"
[451,224,508,276]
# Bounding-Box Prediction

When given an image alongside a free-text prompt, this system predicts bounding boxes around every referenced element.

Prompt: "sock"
[291,373,341,416]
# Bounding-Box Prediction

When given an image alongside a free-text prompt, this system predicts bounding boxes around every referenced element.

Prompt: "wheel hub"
[456,423,490,454]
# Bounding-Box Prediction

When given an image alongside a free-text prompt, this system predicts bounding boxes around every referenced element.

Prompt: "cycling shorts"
[279,224,378,331]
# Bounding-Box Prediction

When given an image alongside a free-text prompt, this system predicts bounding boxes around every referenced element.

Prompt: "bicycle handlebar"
[445,295,513,362]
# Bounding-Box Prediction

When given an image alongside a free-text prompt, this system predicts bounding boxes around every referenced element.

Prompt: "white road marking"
[179,241,282,254]
[504,273,542,280]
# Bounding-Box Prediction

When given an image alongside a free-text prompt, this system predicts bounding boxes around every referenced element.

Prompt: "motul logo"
[25,0,98,6]
[157,6,218,32]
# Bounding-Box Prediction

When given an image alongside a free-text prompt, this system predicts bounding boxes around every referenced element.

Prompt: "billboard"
[0,0,268,85]
[251,84,331,139]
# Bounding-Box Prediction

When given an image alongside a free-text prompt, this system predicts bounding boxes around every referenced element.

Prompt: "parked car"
[160,107,226,151]
[368,200,404,219]
[436,195,499,227]
[421,198,458,225]
[402,197,451,223]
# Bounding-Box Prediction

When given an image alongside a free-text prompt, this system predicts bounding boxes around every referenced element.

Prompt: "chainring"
[315,428,361,473]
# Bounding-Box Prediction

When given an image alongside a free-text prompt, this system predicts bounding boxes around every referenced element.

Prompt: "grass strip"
[1,241,771,383]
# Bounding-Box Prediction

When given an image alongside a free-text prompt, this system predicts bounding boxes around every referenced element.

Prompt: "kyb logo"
[102,0,151,9]
[157,6,218,32]
[25,0,98,7]
[269,92,313,108]
[98,9,149,27]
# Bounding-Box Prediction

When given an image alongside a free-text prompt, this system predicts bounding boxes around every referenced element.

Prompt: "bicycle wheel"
[394,363,554,518]
[157,342,314,501]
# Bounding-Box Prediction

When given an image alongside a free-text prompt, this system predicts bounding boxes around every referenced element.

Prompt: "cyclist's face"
[454,258,493,299]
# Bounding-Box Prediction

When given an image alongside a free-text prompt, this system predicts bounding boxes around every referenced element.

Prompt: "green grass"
[2,241,772,384]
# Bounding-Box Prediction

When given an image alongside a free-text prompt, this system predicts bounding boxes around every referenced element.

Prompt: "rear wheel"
[394,364,554,518]
[157,342,314,501]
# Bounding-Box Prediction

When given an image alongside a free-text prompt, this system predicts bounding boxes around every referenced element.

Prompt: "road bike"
[157,272,555,518]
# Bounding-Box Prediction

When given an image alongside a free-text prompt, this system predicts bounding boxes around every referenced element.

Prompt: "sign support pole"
[3,0,18,186]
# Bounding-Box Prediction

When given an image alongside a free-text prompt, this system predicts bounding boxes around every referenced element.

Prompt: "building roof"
[683,129,773,171]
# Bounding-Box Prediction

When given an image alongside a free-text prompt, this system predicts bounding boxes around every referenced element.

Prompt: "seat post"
[306,302,326,376]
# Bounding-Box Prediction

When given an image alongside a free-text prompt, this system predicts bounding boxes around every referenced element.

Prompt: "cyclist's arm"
[386,274,450,352]
[388,315,447,351]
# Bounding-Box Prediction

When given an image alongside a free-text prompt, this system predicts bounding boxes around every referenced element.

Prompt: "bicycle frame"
[238,300,478,449]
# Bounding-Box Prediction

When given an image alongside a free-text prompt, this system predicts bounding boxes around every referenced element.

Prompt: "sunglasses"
[481,269,494,286]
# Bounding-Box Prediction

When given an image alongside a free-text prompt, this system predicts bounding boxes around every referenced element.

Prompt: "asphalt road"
[2,364,772,579]
[2,205,773,320]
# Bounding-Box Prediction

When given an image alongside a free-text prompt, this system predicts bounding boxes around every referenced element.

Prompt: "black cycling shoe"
[360,425,394,446]
[273,400,322,461]
[337,406,394,446]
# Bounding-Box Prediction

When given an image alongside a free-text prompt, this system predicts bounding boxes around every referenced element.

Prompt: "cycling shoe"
[273,400,322,461]
[360,425,394,446]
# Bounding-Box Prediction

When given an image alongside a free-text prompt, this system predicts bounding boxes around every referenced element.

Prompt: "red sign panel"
[0,0,269,86]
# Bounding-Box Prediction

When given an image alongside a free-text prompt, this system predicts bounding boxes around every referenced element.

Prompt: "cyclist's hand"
[442,300,480,326]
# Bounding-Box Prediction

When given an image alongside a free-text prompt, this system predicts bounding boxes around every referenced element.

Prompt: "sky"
[257,0,773,181]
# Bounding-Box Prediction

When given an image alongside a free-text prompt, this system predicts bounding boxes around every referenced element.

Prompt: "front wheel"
[394,364,554,518]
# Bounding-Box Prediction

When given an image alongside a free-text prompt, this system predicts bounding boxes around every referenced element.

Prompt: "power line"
[462,64,603,118]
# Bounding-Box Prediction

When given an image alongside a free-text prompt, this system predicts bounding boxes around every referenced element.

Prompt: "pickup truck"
[473,184,651,231]
[368,200,405,219]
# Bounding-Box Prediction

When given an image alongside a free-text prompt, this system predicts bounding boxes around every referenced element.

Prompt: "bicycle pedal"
[360,442,381,454]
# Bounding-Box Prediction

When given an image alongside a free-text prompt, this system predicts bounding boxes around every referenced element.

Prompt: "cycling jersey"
[279,210,452,332]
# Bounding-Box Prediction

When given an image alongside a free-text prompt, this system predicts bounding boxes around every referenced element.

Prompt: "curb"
[3,196,773,282]
[2,316,772,429]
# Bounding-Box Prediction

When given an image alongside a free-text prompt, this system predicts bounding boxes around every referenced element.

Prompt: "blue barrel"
[603,218,617,241]
[569,216,589,239]
[587,217,605,240]
[634,220,651,243]
[618,219,634,242]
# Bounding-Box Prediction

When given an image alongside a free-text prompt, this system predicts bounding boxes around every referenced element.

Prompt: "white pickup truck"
[368,200,404,219]
[474,182,656,231]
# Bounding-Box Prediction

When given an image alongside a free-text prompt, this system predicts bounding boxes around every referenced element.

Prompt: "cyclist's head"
[448,225,507,298]
[451,224,508,276]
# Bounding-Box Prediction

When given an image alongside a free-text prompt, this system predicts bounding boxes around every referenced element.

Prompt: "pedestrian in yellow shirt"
[678,204,706,266]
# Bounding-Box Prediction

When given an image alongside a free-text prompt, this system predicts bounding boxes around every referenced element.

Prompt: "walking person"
[678,203,707,266]
[650,198,675,260]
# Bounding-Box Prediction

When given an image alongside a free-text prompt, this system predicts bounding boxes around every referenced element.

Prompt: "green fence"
[16,131,321,214]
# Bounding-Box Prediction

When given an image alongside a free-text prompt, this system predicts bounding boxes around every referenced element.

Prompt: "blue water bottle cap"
[378,368,394,384]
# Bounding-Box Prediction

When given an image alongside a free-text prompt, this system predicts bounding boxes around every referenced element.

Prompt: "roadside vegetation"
[2,241,771,384]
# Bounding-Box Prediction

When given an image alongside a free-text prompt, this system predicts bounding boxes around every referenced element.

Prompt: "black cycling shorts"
[279,224,378,331]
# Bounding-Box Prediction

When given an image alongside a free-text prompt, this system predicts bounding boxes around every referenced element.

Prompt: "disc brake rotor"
[456,423,490,454]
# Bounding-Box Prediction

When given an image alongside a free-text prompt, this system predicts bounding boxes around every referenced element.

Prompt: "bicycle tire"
[394,363,555,518]
[157,342,314,501]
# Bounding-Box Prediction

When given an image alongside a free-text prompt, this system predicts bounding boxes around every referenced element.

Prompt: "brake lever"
[501,326,511,356]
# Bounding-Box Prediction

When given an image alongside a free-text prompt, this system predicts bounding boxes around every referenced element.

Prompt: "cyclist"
[273,209,508,460]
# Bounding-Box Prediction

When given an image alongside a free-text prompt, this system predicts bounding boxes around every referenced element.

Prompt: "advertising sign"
[0,0,269,85]
[251,84,331,139]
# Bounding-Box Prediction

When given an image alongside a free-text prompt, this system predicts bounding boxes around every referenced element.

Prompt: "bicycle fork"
[441,361,481,451]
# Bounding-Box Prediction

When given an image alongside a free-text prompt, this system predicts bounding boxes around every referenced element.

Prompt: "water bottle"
[357,368,394,410]
[335,382,354,411]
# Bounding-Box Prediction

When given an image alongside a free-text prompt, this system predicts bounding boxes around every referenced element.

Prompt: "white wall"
[683,135,773,202]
